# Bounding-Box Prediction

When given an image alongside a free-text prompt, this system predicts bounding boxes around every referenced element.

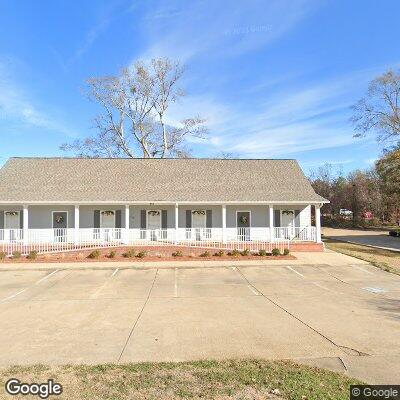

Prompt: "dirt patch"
[0,246,295,263]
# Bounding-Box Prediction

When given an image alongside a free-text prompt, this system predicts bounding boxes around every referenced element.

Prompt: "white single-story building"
[0,158,328,252]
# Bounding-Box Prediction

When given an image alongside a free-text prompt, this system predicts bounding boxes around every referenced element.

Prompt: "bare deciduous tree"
[61,58,207,158]
[351,69,400,145]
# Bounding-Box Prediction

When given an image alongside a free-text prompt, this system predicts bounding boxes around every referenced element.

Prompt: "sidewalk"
[0,250,369,271]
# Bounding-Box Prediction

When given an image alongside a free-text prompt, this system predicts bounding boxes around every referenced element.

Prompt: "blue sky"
[0,0,399,173]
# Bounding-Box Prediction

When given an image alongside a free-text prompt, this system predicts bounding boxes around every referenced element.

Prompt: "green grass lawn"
[324,237,400,276]
[0,360,362,400]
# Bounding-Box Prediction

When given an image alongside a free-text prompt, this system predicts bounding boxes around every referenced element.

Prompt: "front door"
[101,211,115,228]
[281,210,295,239]
[147,211,161,241]
[100,211,115,242]
[52,211,68,241]
[192,210,206,240]
[237,211,250,241]
[5,211,20,241]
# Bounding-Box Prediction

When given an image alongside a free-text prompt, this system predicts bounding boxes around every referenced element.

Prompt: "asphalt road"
[0,261,399,384]
[323,227,400,251]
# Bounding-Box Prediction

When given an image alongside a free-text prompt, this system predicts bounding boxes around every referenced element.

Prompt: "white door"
[5,212,20,241]
[147,211,161,241]
[192,211,206,240]
[101,212,115,241]
[101,212,115,228]
[5,213,20,230]
[147,211,161,230]
[281,210,295,238]
[192,212,206,229]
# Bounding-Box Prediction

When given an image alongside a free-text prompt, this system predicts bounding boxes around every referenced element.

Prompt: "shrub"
[12,251,22,259]
[271,248,280,256]
[258,249,267,257]
[0,252,6,260]
[27,250,38,260]
[199,251,211,257]
[172,250,183,257]
[241,249,250,256]
[123,248,136,258]
[136,251,147,258]
[231,249,241,257]
[88,249,101,259]
[283,248,290,256]
[214,250,225,257]
[108,250,116,258]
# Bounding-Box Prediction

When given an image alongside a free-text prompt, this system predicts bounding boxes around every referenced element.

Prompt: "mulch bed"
[1,245,295,263]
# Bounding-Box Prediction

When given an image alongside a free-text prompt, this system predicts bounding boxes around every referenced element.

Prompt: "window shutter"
[140,210,146,229]
[274,210,280,227]
[186,210,192,228]
[94,210,100,228]
[206,210,212,228]
[20,211,23,229]
[115,210,122,228]
[0,211,4,229]
[161,210,167,229]
[294,210,300,227]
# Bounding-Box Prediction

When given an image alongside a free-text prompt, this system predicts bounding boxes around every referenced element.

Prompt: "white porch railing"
[274,226,316,242]
[0,226,316,256]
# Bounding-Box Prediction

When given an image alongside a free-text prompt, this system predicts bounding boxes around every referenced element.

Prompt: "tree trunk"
[161,117,167,158]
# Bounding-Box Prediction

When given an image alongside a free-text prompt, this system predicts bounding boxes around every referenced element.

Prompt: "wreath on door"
[101,210,115,216]
[282,210,294,215]
[148,210,160,216]
[55,215,64,224]
[192,210,205,215]
[240,215,248,224]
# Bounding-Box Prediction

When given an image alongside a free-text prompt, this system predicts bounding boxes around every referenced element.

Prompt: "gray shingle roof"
[0,158,327,203]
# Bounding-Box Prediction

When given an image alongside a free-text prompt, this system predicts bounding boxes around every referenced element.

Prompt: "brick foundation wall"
[289,242,324,252]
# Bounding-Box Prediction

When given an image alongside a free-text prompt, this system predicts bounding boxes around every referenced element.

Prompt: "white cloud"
[135,0,320,63]
[0,60,76,136]
[164,69,378,157]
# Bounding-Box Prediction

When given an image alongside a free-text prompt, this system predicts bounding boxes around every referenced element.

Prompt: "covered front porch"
[0,203,322,252]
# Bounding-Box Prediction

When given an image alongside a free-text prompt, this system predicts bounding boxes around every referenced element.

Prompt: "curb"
[0,258,300,271]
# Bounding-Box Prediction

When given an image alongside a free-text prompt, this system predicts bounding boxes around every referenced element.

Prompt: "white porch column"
[222,204,227,243]
[315,204,322,243]
[175,203,179,244]
[74,205,80,243]
[23,205,29,244]
[125,205,130,244]
[269,204,274,242]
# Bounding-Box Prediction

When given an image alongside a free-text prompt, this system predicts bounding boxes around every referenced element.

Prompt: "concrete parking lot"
[0,259,399,384]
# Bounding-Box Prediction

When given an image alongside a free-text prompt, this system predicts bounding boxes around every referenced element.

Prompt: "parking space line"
[91,271,118,299]
[286,266,304,277]
[231,267,260,296]
[35,269,59,284]
[1,288,27,302]
[246,284,260,296]
[0,270,60,303]
[312,282,340,294]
